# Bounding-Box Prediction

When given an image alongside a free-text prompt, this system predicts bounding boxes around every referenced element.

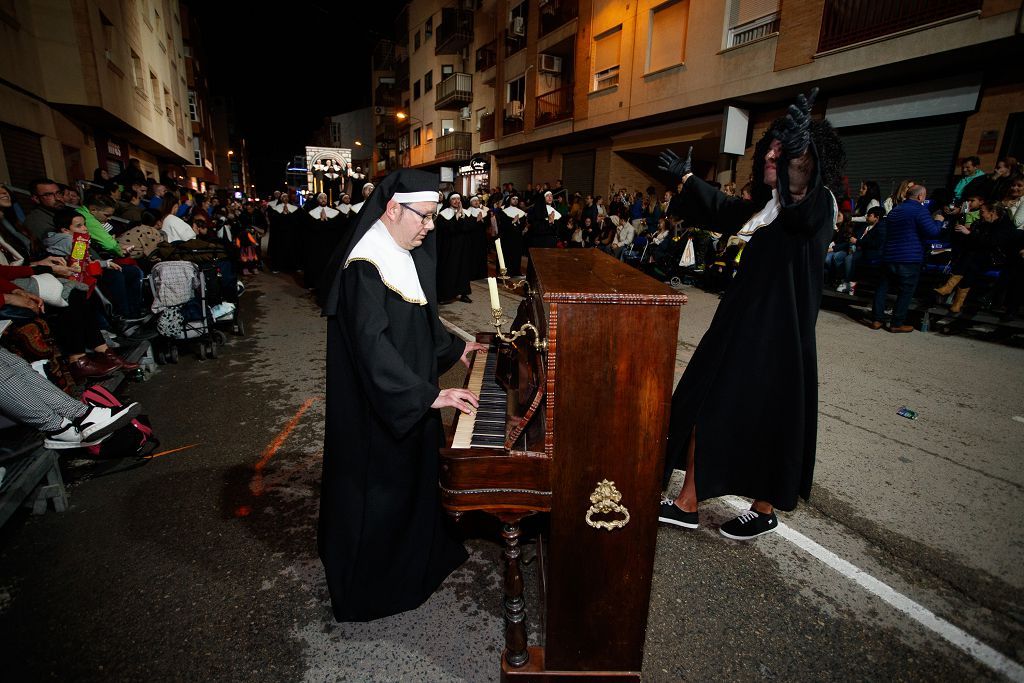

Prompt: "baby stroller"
[149,261,226,362]
[189,251,245,338]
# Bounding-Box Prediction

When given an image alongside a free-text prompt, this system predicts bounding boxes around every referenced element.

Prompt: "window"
[164,86,172,121]
[441,119,455,135]
[647,0,688,73]
[99,10,114,61]
[425,123,434,142]
[425,17,433,39]
[424,70,433,92]
[174,101,183,133]
[413,80,421,100]
[441,64,454,78]
[592,26,622,90]
[413,127,422,147]
[130,49,144,89]
[507,75,526,104]
[188,90,199,122]
[193,136,202,166]
[726,0,780,48]
[414,30,420,50]
[150,72,161,111]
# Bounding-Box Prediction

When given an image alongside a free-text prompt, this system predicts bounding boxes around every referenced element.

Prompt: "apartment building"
[180,2,220,193]
[382,0,1022,201]
[0,0,194,192]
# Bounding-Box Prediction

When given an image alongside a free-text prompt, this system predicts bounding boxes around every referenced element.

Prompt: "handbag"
[679,238,696,268]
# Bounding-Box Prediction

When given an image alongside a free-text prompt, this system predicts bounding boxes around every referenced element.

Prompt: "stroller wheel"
[233,317,245,337]
[169,345,179,364]
[208,341,219,359]
[154,348,166,365]
[197,343,207,360]
[213,330,227,345]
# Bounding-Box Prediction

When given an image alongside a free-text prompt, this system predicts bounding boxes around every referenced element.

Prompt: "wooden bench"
[0,427,68,526]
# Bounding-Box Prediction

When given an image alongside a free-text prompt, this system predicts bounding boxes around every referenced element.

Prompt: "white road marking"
[1012,415,1024,424]
[723,497,1024,681]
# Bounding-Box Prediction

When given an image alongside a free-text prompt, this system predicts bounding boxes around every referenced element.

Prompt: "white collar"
[545,205,562,221]
[314,205,340,219]
[351,200,365,214]
[736,191,781,242]
[345,220,426,305]
[439,207,461,220]
[270,202,296,214]
[335,203,351,214]
[503,206,526,219]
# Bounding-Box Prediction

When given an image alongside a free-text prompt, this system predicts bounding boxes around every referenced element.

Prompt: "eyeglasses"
[401,203,438,226]
[36,191,58,198]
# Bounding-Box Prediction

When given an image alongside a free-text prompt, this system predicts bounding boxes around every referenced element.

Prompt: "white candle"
[487,277,501,311]
[494,238,506,272]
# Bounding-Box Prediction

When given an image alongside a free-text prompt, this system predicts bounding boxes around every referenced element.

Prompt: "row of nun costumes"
[435,193,476,302]
[494,196,527,276]
[466,197,491,280]
[267,197,301,271]
[528,191,563,249]
[301,196,350,290]
[319,169,468,621]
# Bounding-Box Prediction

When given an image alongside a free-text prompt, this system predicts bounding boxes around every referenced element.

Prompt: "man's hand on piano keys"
[432,387,480,415]
[460,341,488,369]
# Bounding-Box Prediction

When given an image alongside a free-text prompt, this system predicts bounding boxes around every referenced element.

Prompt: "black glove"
[774,87,818,158]
[658,146,693,178]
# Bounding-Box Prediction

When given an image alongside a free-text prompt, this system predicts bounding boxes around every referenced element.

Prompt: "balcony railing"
[505,30,526,57]
[476,40,497,72]
[728,13,780,48]
[435,131,473,162]
[818,0,981,52]
[503,110,524,135]
[436,8,474,55]
[539,0,578,37]
[435,72,473,110]
[535,84,573,127]
[479,112,495,142]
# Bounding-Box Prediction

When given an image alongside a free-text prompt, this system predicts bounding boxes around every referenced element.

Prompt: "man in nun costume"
[319,168,485,622]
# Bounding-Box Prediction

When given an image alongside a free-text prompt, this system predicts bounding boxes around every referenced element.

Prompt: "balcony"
[479,112,495,142]
[376,120,398,143]
[818,0,982,52]
[435,131,473,162]
[535,84,573,127]
[503,101,525,135]
[436,8,474,55]
[435,72,473,110]
[539,0,578,38]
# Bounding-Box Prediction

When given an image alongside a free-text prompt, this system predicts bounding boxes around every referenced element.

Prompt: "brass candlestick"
[496,267,529,292]
[491,308,547,351]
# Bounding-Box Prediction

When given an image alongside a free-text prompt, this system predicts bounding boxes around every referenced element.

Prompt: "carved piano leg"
[502,521,529,668]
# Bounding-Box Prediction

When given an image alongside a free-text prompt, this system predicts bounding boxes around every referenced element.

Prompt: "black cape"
[319,213,468,622]
[267,205,301,272]
[528,203,560,249]
[663,147,835,511]
[301,206,347,290]
[496,207,526,276]
[468,210,490,280]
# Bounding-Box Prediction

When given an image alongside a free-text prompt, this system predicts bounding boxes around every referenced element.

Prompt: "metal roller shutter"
[838,117,962,204]
[561,150,595,197]
[499,160,532,193]
[1,124,47,191]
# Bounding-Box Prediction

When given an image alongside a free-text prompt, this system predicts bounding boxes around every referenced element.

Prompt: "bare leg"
[752,500,774,515]
[672,427,697,513]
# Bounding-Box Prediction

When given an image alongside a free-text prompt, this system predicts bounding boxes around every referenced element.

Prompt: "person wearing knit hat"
[319,169,486,622]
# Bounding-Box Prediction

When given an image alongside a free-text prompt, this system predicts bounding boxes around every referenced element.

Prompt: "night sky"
[187,1,407,194]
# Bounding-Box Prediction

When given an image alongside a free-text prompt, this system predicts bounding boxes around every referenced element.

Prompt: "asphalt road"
[0,269,1021,682]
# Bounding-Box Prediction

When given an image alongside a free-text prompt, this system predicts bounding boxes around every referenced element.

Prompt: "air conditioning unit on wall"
[510,16,525,36]
[459,106,472,120]
[539,54,562,74]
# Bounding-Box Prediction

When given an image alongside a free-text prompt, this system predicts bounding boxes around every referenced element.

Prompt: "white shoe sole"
[44,436,105,449]
[659,516,699,529]
[719,525,776,541]
[80,403,142,441]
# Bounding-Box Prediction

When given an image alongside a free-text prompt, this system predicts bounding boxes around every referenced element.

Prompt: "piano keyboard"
[451,344,508,449]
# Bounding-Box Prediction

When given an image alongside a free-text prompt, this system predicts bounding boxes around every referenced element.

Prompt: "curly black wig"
[750,118,846,207]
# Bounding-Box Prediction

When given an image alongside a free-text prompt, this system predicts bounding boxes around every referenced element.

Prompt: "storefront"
[455,156,490,198]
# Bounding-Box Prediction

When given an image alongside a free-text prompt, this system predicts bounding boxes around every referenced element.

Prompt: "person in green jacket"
[78,194,123,257]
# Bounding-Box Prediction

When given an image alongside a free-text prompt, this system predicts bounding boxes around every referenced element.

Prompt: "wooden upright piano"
[440,249,685,681]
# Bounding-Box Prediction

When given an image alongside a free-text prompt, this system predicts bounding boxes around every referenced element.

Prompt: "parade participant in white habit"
[497,193,527,276]
[350,182,374,215]
[435,192,474,304]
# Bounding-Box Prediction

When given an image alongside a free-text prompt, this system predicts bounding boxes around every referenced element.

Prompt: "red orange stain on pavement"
[248,397,318,499]
[144,443,200,459]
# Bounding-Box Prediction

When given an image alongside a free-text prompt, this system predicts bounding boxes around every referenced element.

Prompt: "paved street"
[1,271,1022,682]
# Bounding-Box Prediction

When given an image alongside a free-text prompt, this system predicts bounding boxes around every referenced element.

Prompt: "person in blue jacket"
[866,184,942,332]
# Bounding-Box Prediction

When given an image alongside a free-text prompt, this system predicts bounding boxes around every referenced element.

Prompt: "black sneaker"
[658,498,698,529]
[719,509,778,540]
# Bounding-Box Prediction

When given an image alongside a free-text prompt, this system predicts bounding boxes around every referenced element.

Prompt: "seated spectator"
[883,179,915,214]
[954,156,986,202]
[23,178,64,241]
[1001,175,1024,229]
[990,157,1018,202]
[116,188,145,223]
[851,180,881,224]
[158,194,196,243]
[934,202,1015,313]
[843,206,886,295]
[0,346,140,449]
[79,194,124,257]
[826,211,854,288]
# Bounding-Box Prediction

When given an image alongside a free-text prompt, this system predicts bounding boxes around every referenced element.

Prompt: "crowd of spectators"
[2,161,257,449]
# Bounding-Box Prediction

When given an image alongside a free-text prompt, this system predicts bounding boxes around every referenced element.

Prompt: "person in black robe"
[528,190,561,249]
[319,169,486,622]
[495,194,527,276]
[267,193,300,272]
[657,89,847,540]
[467,195,490,280]
[302,192,346,290]
[435,192,474,303]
